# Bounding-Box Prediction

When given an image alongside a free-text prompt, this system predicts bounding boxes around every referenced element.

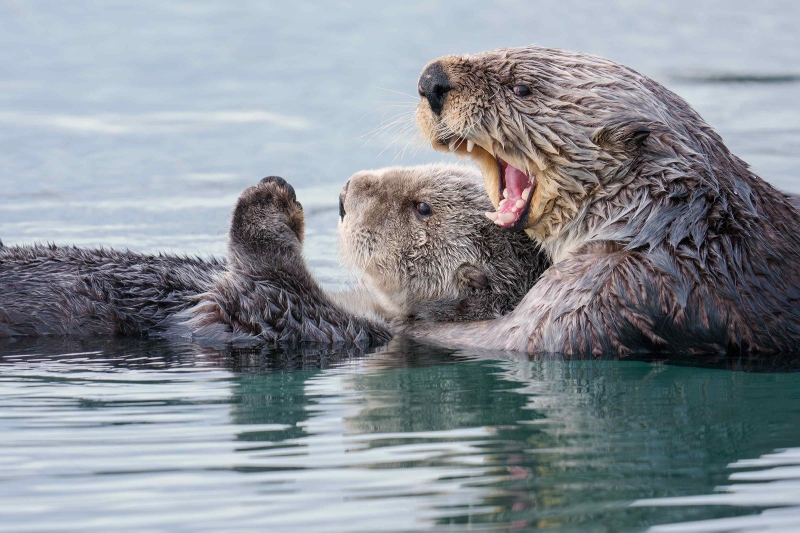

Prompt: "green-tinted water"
[2,337,799,532]
[2,1,799,531]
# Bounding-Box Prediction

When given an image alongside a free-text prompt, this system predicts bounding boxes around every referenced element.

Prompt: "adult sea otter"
[412,46,800,356]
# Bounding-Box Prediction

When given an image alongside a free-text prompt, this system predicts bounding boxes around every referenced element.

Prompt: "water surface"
[2,339,800,532]
[1,1,799,531]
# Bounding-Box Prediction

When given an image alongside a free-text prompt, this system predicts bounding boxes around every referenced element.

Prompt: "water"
[2,340,800,532]
[1,0,799,531]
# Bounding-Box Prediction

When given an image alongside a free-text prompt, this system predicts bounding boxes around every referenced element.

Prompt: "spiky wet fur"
[338,164,549,321]
[413,46,800,356]
[0,168,548,347]
[179,177,387,346]
[0,178,386,347]
[0,246,222,337]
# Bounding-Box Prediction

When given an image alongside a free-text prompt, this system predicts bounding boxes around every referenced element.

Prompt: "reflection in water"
[342,349,800,530]
[637,448,800,532]
[2,338,800,531]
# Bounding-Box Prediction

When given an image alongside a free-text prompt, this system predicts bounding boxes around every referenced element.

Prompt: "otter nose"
[418,62,451,116]
[339,180,350,220]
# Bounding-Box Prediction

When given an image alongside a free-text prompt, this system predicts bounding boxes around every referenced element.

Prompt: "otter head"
[415,46,694,257]
[338,164,546,320]
[228,176,305,274]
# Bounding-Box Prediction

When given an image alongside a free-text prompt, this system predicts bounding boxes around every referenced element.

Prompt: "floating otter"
[412,46,800,356]
[0,166,548,346]
[338,165,546,322]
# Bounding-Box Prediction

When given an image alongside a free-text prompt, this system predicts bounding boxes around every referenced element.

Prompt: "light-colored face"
[338,164,491,314]
[415,46,674,244]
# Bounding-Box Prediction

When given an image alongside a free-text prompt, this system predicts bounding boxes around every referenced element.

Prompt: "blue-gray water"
[1,1,799,531]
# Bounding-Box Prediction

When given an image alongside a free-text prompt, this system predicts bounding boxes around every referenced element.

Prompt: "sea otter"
[412,46,800,356]
[338,165,546,322]
[0,166,547,346]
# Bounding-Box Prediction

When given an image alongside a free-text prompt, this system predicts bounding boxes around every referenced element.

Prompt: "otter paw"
[260,176,297,201]
[252,176,304,243]
[229,176,307,260]
[257,176,303,214]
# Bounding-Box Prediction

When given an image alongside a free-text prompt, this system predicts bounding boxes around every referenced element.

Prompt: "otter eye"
[512,85,531,97]
[415,202,432,217]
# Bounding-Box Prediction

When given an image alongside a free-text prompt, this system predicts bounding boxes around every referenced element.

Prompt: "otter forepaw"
[260,175,296,200]
[257,176,303,214]
[248,176,305,239]
[229,176,307,263]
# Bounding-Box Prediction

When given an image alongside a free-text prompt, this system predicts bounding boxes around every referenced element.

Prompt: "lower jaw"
[434,136,539,230]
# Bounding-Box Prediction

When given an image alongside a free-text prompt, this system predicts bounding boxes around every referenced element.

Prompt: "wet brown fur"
[1,168,548,347]
[338,164,549,321]
[182,177,386,346]
[413,46,800,356]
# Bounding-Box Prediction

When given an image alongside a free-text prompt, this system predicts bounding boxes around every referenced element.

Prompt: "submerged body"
[0,167,548,346]
[414,46,800,356]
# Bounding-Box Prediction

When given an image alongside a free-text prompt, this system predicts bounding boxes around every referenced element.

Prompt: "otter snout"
[339,180,349,220]
[339,173,384,223]
[418,62,451,116]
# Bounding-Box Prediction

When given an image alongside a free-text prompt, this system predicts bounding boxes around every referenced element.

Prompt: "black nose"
[339,181,349,220]
[418,62,451,116]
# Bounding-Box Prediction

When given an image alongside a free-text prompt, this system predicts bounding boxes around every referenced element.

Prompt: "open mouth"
[485,157,536,230]
[441,136,537,231]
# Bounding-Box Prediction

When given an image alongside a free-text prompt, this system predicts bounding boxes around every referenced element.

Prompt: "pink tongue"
[505,165,529,197]
[498,161,531,216]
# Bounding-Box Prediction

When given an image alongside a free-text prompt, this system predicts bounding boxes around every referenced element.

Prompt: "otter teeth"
[446,138,475,153]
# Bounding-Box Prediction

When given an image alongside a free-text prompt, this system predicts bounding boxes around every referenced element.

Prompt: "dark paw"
[230,176,307,261]
[260,176,297,203]
[254,176,303,216]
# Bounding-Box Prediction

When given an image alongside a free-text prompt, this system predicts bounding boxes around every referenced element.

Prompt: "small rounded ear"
[592,117,653,153]
[456,263,490,290]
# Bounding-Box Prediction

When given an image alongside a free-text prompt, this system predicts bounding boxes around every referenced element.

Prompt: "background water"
[1,0,799,531]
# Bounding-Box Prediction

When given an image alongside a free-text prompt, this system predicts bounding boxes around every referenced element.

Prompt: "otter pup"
[338,165,546,322]
[412,46,800,356]
[0,167,548,346]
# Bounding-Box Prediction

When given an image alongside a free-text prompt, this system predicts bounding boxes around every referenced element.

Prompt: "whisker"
[376,86,419,100]
[381,126,416,158]
[361,117,415,150]
[390,123,420,162]
[357,105,415,124]
[397,129,428,162]
[356,111,414,142]
[367,100,418,106]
